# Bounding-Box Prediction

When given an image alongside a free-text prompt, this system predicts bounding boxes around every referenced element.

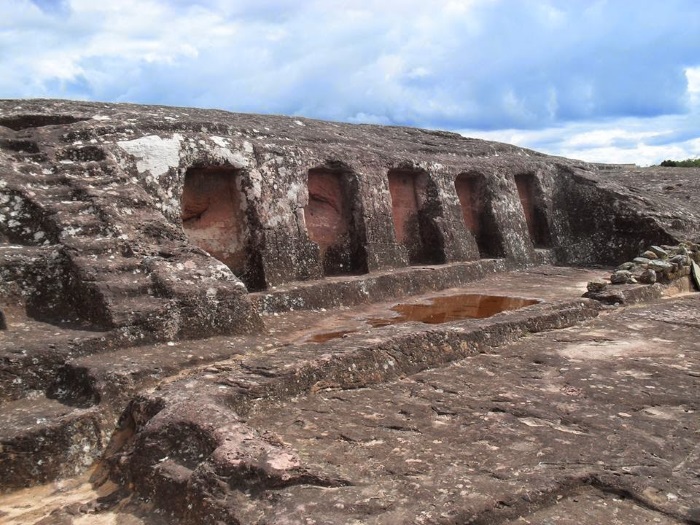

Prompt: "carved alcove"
[181,166,256,286]
[386,168,443,265]
[304,166,366,276]
[454,172,504,258]
[514,173,552,248]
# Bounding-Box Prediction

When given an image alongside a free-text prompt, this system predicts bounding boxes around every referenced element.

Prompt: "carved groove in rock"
[455,172,481,238]
[0,113,89,131]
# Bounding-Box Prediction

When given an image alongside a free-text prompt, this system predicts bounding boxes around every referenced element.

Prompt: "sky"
[1,0,699,165]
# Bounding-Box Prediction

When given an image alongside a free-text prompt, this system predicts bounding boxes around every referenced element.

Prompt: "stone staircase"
[1,134,261,339]
[0,130,263,490]
[0,328,253,490]
[0,395,105,490]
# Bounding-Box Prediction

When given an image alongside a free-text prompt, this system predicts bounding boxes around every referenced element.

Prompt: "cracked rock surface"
[238,296,700,524]
[1,99,699,524]
[3,289,697,524]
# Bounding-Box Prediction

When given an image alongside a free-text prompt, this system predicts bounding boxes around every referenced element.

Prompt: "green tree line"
[659,158,700,167]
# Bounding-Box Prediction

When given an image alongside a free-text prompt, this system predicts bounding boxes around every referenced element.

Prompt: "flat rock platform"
[1,266,698,524]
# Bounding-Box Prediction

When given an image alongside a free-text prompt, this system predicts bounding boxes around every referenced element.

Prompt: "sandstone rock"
[692,261,700,290]
[649,260,673,272]
[1,99,700,524]
[629,264,646,276]
[611,270,636,284]
[670,254,689,266]
[638,268,657,284]
[0,309,6,330]
[587,280,608,292]
[582,288,626,305]
[649,246,669,258]
[611,242,700,284]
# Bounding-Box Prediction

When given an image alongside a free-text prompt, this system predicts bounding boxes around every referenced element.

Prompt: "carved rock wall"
[1,100,699,342]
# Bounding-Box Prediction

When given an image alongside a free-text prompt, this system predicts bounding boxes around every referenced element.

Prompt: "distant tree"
[659,158,700,167]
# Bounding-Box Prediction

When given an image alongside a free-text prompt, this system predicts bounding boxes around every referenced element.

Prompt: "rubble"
[585,242,700,304]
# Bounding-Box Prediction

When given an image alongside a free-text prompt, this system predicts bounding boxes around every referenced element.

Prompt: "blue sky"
[2,0,699,165]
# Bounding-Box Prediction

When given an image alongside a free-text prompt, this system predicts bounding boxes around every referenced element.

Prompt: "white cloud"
[1,0,699,164]
[687,66,700,108]
[462,112,700,165]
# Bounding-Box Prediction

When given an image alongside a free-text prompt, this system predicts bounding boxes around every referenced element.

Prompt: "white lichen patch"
[286,181,304,203]
[206,136,250,169]
[247,169,263,200]
[209,261,237,282]
[116,134,185,220]
[210,136,228,149]
[117,134,183,178]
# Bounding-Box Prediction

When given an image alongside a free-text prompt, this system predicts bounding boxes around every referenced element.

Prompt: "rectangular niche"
[514,173,552,247]
[304,167,364,276]
[454,172,503,258]
[181,166,249,279]
[454,173,481,238]
[387,169,434,264]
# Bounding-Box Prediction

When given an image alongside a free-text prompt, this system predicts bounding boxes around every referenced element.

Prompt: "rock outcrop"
[1,99,698,340]
[1,99,699,524]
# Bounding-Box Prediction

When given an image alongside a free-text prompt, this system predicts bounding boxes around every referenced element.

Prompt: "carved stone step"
[106,295,174,331]
[0,395,104,490]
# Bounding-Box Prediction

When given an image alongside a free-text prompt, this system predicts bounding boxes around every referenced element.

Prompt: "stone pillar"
[354,166,410,272]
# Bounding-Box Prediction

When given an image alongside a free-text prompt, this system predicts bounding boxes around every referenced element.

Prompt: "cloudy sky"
[2,0,699,165]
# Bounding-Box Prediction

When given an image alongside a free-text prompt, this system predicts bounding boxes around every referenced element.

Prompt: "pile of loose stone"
[610,243,700,285]
[586,243,700,302]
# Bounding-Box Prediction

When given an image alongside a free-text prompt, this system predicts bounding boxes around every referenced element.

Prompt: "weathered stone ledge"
[104,297,601,518]
[1,293,601,492]
[250,258,509,313]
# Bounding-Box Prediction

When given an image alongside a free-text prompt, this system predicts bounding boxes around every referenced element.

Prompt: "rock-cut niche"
[387,168,440,265]
[181,166,251,282]
[454,172,503,258]
[514,173,552,248]
[304,167,365,276]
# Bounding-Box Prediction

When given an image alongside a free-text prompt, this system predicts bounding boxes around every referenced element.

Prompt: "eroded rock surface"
[1,99,698,330]
[1,99,699,524]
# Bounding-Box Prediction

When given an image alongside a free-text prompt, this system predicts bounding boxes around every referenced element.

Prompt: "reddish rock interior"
[454,173,482,238]
[304,169,350,254]
[454,172,503,257]
[181,167,248,275]
[304,168,360,275]
[515,173,551,247]
[388,169,425,259]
